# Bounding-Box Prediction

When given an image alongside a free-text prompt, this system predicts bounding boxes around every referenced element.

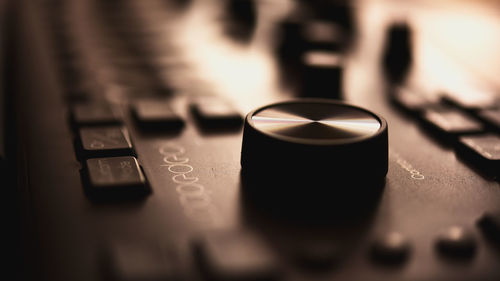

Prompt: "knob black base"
[241,99,388,186]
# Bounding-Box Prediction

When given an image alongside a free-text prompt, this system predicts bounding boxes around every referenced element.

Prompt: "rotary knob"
[241,99,388,188]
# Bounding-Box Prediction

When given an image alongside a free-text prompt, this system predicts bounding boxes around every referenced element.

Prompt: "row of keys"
[71,97,243,132]
[107,215,500,281]
[277,10,346,99]
[68,99,145,198]
[70,97,242,199]
[106,231,277,281]
[391,87,500,178]
[70,116,148,198]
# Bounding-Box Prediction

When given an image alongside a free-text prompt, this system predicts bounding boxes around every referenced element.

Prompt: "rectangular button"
[301,51,343,99]
[71,103,121,126]
[441,89,498,110]
[79,126,133,158]
[85,156,148,197]
[478,108,500,131]
[193,231,279,281]
[131,99,184,130]
[390,87,435,114]
[422,108,484,139]
[456,134,500,177]
[190,97,242,128]
[107,242,180,281]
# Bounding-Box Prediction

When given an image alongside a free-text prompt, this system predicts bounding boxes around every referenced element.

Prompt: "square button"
[131,99,184,131]
[456,134,500,176]
[79,126,133,158]
[422,108,484,138]
[71,103,121,126]
[193,231,279,281]
[190,97,242,129]
[85,156,149,197]
[106,242,180,281]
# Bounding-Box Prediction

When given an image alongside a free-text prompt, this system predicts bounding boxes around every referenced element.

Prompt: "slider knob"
[241,99,388,189]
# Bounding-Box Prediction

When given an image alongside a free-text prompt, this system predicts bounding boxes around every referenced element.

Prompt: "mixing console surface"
[4,0,500,280]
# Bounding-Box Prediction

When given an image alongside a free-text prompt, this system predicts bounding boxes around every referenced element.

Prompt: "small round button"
[435,226,477,259]
[294,241,341,270]
[370,232,411,266]
[241,99,388,185]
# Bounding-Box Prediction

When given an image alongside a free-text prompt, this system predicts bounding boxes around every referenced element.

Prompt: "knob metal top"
[250,100,380,144]
[241,99,388,184]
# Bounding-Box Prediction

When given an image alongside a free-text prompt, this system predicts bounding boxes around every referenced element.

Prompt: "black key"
[85,156,148,197]
[441,90,497,111]
[131,99,184,131]
[107,242,180,281]
[71,103,121,126]
[422,108,484,139]
[190,97,243,128]
[478,108,500,131]
[370,232,411,266]
[382,22,412,83]
[276,9,306,63]
[300,51,343,99]
[193,231,279,281]
[477,212,500,244]
[456,134,500,176]
[390,87,435,114]
[225,0,257,43]
[435,226,476,259]
[309,1,353,31]
[79,126,133,158]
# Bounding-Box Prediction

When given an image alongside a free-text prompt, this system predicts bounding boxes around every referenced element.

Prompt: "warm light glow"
[173,1,285,112]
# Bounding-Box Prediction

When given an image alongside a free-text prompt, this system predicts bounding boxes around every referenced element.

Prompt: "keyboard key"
[276,12,305,62]
[107,242,180,281]
[441,90,497,110]
[85,156,148,196]
[193,231,279,281]
[478,108,500,131]
[300,51,343,99]
[71,103,121,126]
[422,108,484,138]
[131,99,184,130]
[79,126,133,158]
[390,87,434,114]
[435,226,476,259]
[382,22,412,83]
[190,97,243,128]
[456,134,500,176]
[477,212,500,244]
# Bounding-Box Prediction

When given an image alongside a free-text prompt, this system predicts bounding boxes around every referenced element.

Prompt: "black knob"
[382,22,413,84]
[241,99,388,187]
[300,51,343,99]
